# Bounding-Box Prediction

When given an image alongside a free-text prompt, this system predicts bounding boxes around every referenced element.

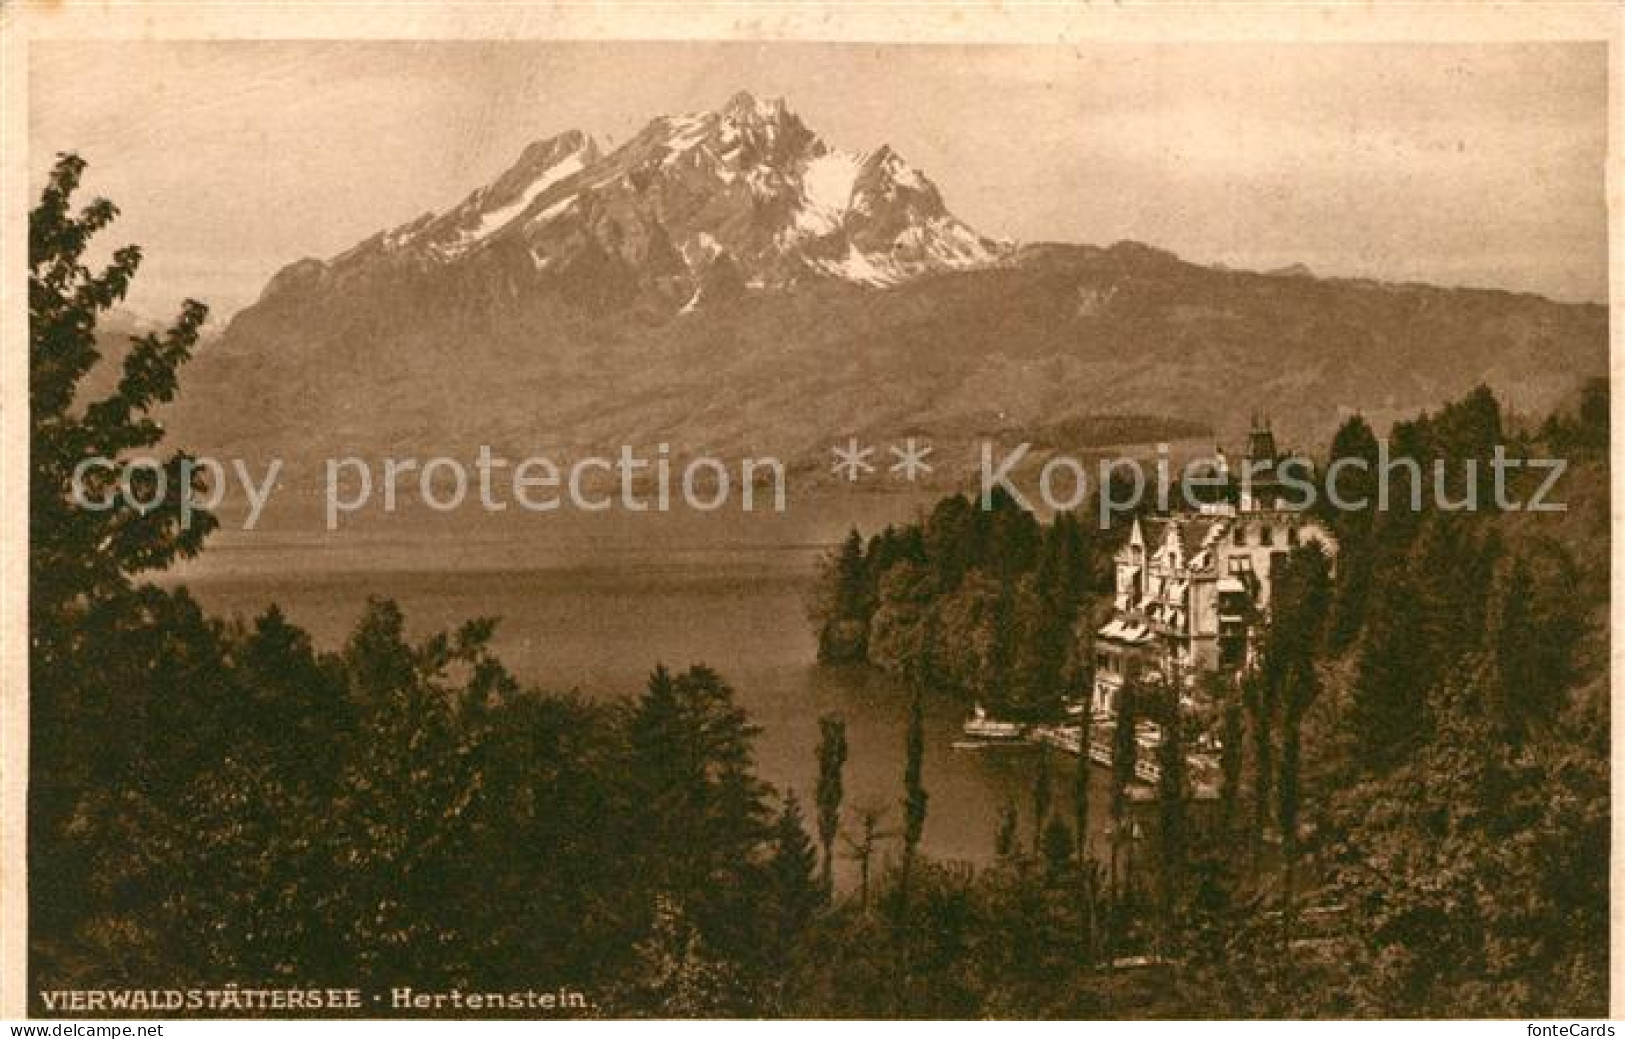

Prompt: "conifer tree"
[818,529,871,662]
[814,714,849,897]
[1242,666,1274,875]
[766,792,823,951]
[898,687,929,913]
[1109,675,1140,897]
[1072,686,1099,966]
[1073,693,1093,862]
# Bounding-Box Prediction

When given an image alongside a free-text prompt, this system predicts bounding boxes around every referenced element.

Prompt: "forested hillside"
[30,156,1607,1019]
[810,492,1115,719]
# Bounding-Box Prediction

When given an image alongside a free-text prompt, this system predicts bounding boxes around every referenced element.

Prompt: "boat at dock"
[956,708,1221,799]
[1031,724,1083,755]
[958,704,1027,745]
[951,738,1029,751]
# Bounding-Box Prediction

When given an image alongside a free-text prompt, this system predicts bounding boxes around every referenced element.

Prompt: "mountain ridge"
[171,92,1607,478]
[235,90,1009,335]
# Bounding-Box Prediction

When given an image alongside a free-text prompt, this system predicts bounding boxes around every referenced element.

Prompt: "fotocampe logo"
[67,439,1569,531]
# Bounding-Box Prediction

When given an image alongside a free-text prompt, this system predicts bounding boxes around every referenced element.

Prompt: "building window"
[1228,556,1253,575]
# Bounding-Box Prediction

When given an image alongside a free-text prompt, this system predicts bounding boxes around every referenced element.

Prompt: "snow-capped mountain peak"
[265,91,1010,311]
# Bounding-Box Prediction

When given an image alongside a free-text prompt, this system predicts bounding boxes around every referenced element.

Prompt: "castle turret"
[1246,416,1277,466]
[1241,415,1281,512]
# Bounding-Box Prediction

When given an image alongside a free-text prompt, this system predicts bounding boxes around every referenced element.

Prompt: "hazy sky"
[30,40,1608,319]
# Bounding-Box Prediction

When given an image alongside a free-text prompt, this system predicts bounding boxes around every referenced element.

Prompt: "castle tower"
[1241,415,1281,512]
[1246,415,1277,466]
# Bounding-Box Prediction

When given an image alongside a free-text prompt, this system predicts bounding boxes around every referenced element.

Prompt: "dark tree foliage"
[1262,544,1332,935]
[816,530,871,662]
[29,154,220,975]
[814,714,850,896]
[813,491,1111,716]
[897,687,929,913]
[1072,687,1093,862]
[1042,817,1076,880]
[1540,377,1608,457]
[1108,677,1140,898]
[1218,694,1245,838]
[1347,569,1430,771]
[30,154,216,620]
[766,792,824,961]
[1241,663,1275,875]
[1318,671,1608,1017]
[1183,386,1607,1018]
[1154,680,1189,944]
[1321,414,1380,648]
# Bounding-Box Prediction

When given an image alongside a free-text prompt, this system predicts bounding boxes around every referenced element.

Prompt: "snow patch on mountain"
[455,149,587,249]
[661,115,711,166]
[796,151,861,236]
[531,194,578,227]
[895,218,1002,265]
[816,242,903,287]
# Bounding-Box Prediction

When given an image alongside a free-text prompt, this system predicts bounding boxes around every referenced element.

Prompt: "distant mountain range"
[244,90,1006,314]
[164,91,1607,478]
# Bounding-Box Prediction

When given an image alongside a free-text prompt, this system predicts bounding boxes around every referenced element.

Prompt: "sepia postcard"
[1,0,1620,1024]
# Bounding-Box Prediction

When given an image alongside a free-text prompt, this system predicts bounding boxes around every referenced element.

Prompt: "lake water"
[168,489,1124,882]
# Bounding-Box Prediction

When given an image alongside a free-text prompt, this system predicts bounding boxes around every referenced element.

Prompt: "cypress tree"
[1109,675,1140,897]
[1218,694,1244,838]
[1073,695,1093,862]
[1156,680,1188,947]
[1266,545,1330,942]
[898,687,929,914]
[814,714,849,897]
[1242,666,1273,876]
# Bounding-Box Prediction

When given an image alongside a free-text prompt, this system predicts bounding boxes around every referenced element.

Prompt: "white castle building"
[1090,421,1338,717]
